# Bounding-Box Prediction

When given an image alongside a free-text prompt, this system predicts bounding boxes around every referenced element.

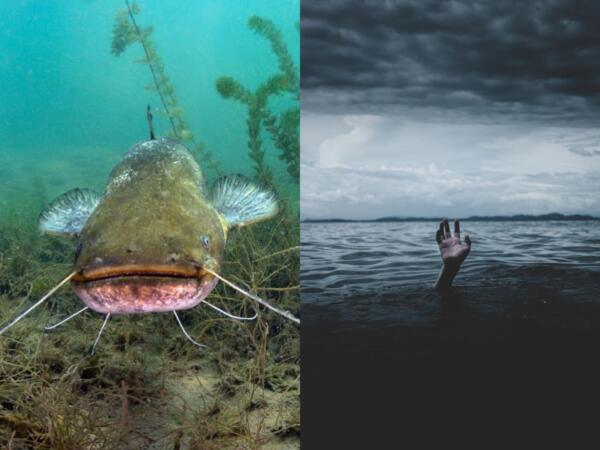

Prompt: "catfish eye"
[201,235,210,249]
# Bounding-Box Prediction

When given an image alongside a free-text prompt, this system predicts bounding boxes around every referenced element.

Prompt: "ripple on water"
[302,221,600,314]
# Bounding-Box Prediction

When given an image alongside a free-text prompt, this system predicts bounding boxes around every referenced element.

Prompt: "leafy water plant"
[0,212,299,449]
[110,0,220,175]
[216,16,300,183]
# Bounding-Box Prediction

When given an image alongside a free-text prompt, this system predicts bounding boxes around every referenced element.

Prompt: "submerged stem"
[124,0,178,136]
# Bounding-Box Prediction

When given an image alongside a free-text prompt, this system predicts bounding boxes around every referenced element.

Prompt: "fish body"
[38,138,277,315]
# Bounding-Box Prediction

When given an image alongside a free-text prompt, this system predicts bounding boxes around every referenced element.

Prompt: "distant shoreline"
[302,213,600,223]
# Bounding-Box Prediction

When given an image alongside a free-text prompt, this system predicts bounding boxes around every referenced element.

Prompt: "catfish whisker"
[0,271,76,336]
[45,306,89,331]
[173,310,206,349]
[205,268,300,325]
[89,313,110,356]
[203,299,257,321]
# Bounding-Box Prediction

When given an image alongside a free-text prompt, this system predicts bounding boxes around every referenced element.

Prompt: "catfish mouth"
[71,264,217,315]
[72,264,204,282]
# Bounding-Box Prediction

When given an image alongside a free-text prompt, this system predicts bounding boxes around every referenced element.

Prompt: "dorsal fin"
[38,188,101,236]
[146,104,155,140]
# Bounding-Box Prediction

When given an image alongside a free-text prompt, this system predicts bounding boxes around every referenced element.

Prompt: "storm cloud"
[302,0,600,120]
[300,0,600,218]
[301,113,600,219]
[301,159,600,219]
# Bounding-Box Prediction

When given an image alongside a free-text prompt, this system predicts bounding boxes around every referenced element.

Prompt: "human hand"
[434,219,471,290]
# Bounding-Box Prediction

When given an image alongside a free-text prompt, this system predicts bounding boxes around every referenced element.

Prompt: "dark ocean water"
[302,221,600,325]
[301,221,600,448]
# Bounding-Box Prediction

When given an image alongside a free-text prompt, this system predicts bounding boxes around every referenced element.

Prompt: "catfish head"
[0,139,299,348]
[36,138,283,315]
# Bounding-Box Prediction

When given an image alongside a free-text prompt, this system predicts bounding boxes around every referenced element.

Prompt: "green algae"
[110,3,300,187]
[0,207,299,449]
[111,0,221,176]
[216,16,300,184]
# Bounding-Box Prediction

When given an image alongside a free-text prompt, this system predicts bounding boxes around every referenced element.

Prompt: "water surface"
[302,221,600,326]
[301,220,600,448]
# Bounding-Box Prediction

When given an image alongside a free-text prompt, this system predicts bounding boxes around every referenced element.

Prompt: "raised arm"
[434,219,471,291]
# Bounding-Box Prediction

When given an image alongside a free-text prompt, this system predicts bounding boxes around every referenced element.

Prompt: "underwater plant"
[110,0,221,175]
[0,213,299,449]
[0,126,300,450]
[216,16,300,183]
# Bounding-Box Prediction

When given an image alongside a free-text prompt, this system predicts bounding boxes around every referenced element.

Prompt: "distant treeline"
[302,213,600,223]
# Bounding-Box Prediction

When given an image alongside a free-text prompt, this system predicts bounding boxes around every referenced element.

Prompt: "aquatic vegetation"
[2,3,299,448]
[111,5,300,183]
[110,0,220,175]
[0,213,299,448]
[216,16,300,183]
[0,149,300,448]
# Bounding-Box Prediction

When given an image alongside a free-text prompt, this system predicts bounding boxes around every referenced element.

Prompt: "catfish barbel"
[0,137,299,353]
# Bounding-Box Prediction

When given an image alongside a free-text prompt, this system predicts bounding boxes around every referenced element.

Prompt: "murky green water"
[0,2,299,448]
[0,0,299,221]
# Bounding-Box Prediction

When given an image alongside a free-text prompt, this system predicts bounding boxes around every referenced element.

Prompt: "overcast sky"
[301,0,600,219]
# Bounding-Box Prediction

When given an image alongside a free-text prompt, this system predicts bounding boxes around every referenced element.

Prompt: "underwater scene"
[0,1,299,448]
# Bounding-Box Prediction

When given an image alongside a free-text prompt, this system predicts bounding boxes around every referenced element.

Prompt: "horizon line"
[302,212,600,222]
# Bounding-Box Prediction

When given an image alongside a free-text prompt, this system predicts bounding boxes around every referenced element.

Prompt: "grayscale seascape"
[302,221,600,326]
[301,220,600,447]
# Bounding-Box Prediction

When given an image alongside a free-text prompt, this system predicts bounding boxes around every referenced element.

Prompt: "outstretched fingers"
[464,234,472,247]
[443,219,451,239]
[436,227,443,244]
[438,219,467,243]
[454,220,461,240]
[438,221,445,241]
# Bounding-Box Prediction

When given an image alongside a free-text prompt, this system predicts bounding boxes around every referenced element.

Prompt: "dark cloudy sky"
[301,0,600,219]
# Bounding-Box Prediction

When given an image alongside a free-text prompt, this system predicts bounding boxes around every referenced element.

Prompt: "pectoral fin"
[38,188,101,236]
[211,175,278,228]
